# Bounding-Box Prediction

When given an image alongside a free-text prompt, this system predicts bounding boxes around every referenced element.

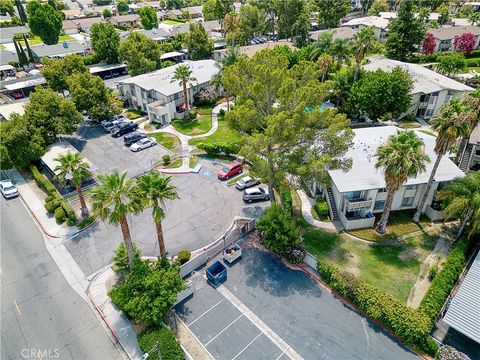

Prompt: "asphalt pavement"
[0,197,123,360]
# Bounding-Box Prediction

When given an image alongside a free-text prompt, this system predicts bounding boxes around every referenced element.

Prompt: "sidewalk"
[296,190,339,230]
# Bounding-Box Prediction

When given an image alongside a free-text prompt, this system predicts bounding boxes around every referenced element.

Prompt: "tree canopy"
[313,0,350,29]
[26,0,62,45]
[116,0,129,14]
[0,0,15,16]
[91,23,120,64]
[41,55,89,93]
[139,5,158,30]
[184,23,214,60]
[435,53,466,76]
[119,32,162,76]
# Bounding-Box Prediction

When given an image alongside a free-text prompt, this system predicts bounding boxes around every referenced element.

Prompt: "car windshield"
[4,186,15,191]
[222,166,230,172]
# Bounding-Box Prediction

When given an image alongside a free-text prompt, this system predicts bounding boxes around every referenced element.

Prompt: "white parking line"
[205,314,243,346]
[274,351,286,360]
[188,299,224,326]
[231,332,263,360]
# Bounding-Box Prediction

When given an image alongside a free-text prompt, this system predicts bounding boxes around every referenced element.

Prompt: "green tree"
[23,87,83,145]
[119,32,161,76]
[316,54,334,82]
[309,31,333,61]
[215,0,234,29]
[90,23,120,64]
[469,12,480,26]
[15,0,27,24]
[313,0,350,29]
[170,64,197,110]
[0,114,45,169]
[139,6,158,30]
[435,53,466,76]
[413,100,473,223]
[184,22,214,60]
[331,66,362,107]
[0,0,15,16]
[251,0,276,40]
[374,130,430,234]
[54,151,92,217]
[330,38,352,70]
[108,258,185,325]
[26,0,62,45]
[135,172,179,257]
[13,38,28,67]
[368,0,388,15]
[223,50,353,202]
[291,10,311,48]
[437,2,449,25]
[385,0,425,61]
[22,34,35,63]
[202,0,217,20]
[91,171,139,267]
[349,67,413,120]
[116,0,129,14]
[41,54,89,93]
[165,0,184,9]
[232,4,266,46]
[103,8,111,18]
[438,172,480,240]
[213,45,239,110]
[352,26,375,81]
[273,0,309,40]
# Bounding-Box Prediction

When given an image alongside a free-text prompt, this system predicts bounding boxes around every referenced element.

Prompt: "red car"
[217,161,243,180]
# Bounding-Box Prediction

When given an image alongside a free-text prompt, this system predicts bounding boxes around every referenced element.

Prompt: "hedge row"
[137,326,183,360]
[197,142,242,156]
[412,50,480,63]
[418,236,470,322]
[317,260,431,348]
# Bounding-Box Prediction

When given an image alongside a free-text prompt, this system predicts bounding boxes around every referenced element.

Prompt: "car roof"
[1,180,14,187]
[245,187,262,194]
[227,161,241,168]
[240,176,252,182]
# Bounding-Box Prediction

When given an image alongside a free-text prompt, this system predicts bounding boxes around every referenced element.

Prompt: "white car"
[130,137,157,152]
[235,176,260,190]
[242,187,270,202]
[0,180,19,198]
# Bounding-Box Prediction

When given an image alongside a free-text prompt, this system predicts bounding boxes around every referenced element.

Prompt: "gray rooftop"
[310,27,358,41]
[0,26,29,40]
[427,25,480,40]
[443,250,480,345]
[31,41,85,58]
[0,49,18,66]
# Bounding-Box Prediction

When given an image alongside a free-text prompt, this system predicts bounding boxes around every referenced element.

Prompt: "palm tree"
[223,13,239,46]
[91,171,139,267]
[309,32,333,61]
[135,172,179,258]
[317,54,334,82]
[54,151,91,218]
[375,130,430,234]
[438,171,480,240]
[352,26,375,81]
[211,46,239,111]
[171,65,197,111]
[330,38,352,70]
[413,100,473,223]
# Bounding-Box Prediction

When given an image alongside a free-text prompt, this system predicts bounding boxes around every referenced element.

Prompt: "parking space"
[175,241,419,360]
[65,122,169,178]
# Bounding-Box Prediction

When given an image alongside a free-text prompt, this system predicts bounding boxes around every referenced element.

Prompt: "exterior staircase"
[326,188,339,221]
[459,143,473,173]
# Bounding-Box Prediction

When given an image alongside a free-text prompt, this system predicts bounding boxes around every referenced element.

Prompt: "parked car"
[130,137,157,152]
[111,122,138,138]
[243,187,270,202]
[124,131,147,146]
[217,161,243,180]
[0,180,19,199]
[101,119,124,133]
[235,176,260,190]
[115,114,126,121]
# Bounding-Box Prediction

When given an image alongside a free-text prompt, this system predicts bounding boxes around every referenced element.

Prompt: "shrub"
[77,215,95,229]
[137,326,183,360]
[54,206,66,224]
[44,199,62,214]
[112,242,142,278]
[45,195,55,203]
[177,250,191,265]
[187,109,197,119]
[193,87,216,105]
[284,246,306,265]
[197,142,241,156]
[162,154,171,165]
[62,202,77,226]
[428,264,439,281]
[436,345,471,360]
[419,236,470,323]
[219,108,225,117]
[280,188,292,213]
[30,165,58,196]
[314,198,329,218]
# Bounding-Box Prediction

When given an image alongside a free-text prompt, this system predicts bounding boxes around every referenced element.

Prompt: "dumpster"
[223,243,242,264]
[206,260,227,285]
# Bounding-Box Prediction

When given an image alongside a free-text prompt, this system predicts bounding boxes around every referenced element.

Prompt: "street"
[0,197,122,360]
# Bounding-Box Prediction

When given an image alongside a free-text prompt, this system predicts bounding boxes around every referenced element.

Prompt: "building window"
[431,91,439,97]
[425,109,434,117]
[374,200,385,210]
[405,184,418,190]
[345,191,362,200]
[378,188,387,193]
[419,94,430,103]
[174,92,179,100]
[130,84,136,96]
[402,196,415,207]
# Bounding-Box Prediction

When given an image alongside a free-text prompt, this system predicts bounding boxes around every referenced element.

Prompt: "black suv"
[111,122,138,138]
[124,131,147,146]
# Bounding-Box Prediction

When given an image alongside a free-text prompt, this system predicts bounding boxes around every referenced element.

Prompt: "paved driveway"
[65,122,169,178]
[175,243,419,360]
[64,160,268,275]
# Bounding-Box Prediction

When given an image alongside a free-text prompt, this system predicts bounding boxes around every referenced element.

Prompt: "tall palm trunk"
[375,190,395,234]
[76,184,89,218]
[413,153,443,223]
[183,82,189,111]
[153,203,166,257]
[456,209,473,241]
[119,214,134,267]
[354,59,361,81]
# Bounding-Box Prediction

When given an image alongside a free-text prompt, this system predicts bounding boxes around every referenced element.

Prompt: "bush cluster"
[314,198,329,218]
[280,189,293,213]
[112,242,142,278]
[412,50,480,63]
[197,142,241,156]
[177,250,191,265]
[54,206,66,224]
[435,345,471,360]
[193,87,216,106]
[137,326,183,360]
[77,215,95,230]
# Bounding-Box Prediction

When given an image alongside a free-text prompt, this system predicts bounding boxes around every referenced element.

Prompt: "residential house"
[0,26,29,44]
[163,9,183,20]
[140,1,162,10]
[72,16,104,33]
[183,6,203,19]
[426,25,480,52]
[313,126,464,230]
[213,40,295,61]
[309,27,358,42]
[363,56,474,119]
[62,20,80,35]
[202,20,222,38]
[90,5,117,17]
[107,14,141,27]
[62,9,84,19]
[30,41,87,60]
[117,60,220,124]
[379,11,441,22]
[341,16,390,42]
[0,49,18,66]
[75,0,94,11]
[119,28,171,43]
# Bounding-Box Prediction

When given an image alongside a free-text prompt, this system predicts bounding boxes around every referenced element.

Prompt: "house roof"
[118,59,219,96]
[364,56,474,94]
[119,28,170,41]
[427,25,480,40]
[202,20,221,34]
[239,40,295,58]
[342,16,390,29]
[379,11,440,21]
[0,26,29,40]
[41,141,96,175]
[62,19,78,31]
[310,27,358,41]
[443,250,480,344]
[328,126,465,193]
[469,123,480,144]
[0,100,27,120]
[0,49,18,66]
[31,41,85,58]
[184,6,202,15]
[62,9,83,17]
[72,16,103,29]
[108,14,140,24]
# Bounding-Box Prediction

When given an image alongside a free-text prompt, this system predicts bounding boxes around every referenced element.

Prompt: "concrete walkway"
[296,190,338,230]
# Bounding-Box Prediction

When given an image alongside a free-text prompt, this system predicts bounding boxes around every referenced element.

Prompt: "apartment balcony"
[345,198,372,212]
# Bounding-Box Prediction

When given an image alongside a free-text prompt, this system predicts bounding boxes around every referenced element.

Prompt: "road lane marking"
[188,299,224,326]
[13,299,22,316]
[231,332,263,360]
[205,314,243,346]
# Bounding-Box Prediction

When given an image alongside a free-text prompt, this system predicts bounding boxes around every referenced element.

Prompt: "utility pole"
[156,341,162,360]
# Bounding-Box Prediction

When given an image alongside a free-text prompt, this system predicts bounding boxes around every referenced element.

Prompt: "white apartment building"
[313,126,464,230]
[364,56,474,119]
[427,25,480,52]
[341,16,390,42]
[117,60,220,125]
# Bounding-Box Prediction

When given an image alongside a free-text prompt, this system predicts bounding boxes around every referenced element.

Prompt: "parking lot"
[65,122,170,178]
[175,243,419,360]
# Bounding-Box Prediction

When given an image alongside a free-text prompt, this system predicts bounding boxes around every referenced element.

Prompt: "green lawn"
[468,66,480,72]
[304,229,437,301]
[188,113,240,146]
[348,210,432,241]
[150,133,180,150]
[171,105,213,136]
[125,109,146,120]
[161,19,186,25]
[189,155,200,168]
[398,122,422,129]
[164,158,182,169]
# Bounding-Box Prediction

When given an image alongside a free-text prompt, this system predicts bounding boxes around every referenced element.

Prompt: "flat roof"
[0,100,27,120]
[328,126,465,193]
[40,141,96,175]
[88,63,126,73]
[427,25,480,40]
[5,77,46,91]
[443,250,480,345]
[342,16,390,29]
[310,27,358,41]
[31,41,85,58]
[160,51,184,59]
